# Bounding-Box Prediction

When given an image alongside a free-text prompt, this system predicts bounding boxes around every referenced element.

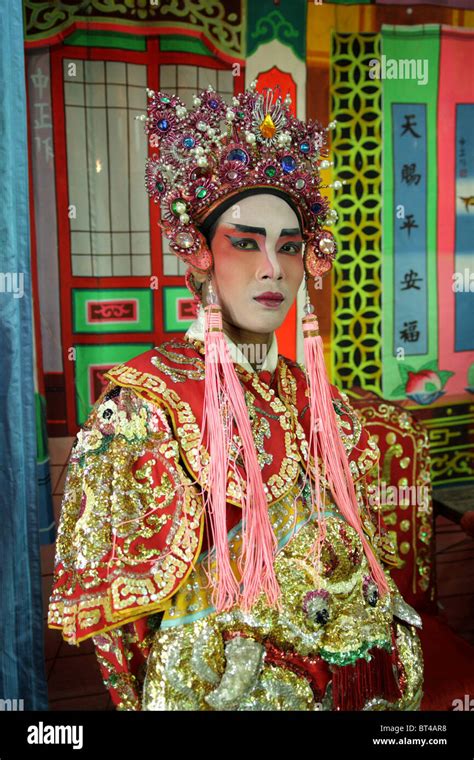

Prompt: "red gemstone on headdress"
[190,167,207,181]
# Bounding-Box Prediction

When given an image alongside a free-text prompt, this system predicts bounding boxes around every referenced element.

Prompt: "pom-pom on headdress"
[143,81,339,278]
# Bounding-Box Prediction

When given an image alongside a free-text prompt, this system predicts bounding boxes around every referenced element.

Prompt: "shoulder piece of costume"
[105,339,396,566]
[48,341,397,644]
[48,381,205,645]
[103,339,380,503]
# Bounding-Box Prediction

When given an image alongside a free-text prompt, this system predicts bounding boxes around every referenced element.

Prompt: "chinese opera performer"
[47,82,424,711]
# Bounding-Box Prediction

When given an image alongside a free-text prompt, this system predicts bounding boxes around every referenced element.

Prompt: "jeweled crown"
[143,81,339,274]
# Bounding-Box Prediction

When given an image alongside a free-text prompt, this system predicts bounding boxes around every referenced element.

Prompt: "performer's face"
[205,194,305,337]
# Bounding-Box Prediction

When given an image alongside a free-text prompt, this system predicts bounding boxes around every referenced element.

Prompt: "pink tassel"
[198,303,281,613]
[302,312,390,599]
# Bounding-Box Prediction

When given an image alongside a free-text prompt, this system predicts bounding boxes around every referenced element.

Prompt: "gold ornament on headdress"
[259,113,277,139]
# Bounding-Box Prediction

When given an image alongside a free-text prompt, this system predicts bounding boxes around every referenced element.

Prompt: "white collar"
[184,305,279,374]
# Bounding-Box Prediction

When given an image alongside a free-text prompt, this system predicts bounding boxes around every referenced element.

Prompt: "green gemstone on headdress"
[237,111,245,119]
[160,96,170,104]
[171,199,186,215]
[265,166,277,178]
[156,181,164,192]
[196,186,208,199]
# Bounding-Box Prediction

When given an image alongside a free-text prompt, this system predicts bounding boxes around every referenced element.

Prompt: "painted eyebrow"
[226,224,265,235]
[226,224,301,236]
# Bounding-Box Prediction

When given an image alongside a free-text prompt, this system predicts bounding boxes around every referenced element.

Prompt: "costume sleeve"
[47,382,205,647]
[355,463,403,570]
[332,388,402,570]
[92,613,163,711]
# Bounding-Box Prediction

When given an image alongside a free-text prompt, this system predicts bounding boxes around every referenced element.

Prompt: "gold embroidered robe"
[47,338,424,710]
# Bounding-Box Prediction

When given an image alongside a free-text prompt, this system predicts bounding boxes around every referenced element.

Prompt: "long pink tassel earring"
[198,272,281,613]
[301,275,390,598]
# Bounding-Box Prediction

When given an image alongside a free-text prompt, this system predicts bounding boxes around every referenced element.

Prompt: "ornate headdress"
[142,83,389,614]
[144,81,339,279]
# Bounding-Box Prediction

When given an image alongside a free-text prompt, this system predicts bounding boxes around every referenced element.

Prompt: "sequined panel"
[49,339,424,709]
[143,468,424,711]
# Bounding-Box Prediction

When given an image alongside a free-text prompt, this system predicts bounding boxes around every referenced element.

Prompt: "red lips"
[254,292,284,302]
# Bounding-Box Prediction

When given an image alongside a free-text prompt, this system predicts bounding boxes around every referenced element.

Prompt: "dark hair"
[203,218,219,247]
[198,188,303,249]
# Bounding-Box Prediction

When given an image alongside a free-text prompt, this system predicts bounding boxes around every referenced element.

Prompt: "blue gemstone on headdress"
[208,99,219,109]
[300,141,310,153]
[227,148,249,164]
[182,137,195,148]
[281,155,296,173]
[157,118,169,132]
[311,202,324,213]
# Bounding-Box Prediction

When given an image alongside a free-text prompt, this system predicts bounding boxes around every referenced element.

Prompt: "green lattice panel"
[330,33,382,394]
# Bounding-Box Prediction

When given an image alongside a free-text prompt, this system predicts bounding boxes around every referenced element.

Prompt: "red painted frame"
[25,22,243,67]
[47,36,245,434]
